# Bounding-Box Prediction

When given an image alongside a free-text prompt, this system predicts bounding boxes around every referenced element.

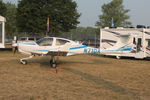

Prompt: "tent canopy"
[0,15,6,22]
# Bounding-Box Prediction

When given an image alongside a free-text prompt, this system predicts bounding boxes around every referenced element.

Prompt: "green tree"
[17,0,80,35]
[96,0,131,28]
[0,0,7,16]
[5,2,17,37]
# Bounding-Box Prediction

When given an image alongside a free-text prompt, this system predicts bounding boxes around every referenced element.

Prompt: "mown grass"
[0,52,150,100]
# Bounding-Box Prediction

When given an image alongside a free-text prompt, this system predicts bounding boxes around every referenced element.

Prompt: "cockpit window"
[28,37,34,41]
[20,37,26,41]
[56,39,70,46]
[36,38,53,46]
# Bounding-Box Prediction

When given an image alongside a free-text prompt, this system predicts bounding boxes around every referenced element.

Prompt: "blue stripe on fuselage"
[70,46,88,50]
[23,43,36,45]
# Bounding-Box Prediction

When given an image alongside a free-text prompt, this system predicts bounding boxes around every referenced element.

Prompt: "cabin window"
[28,37,35,41]
[36,38,53,46]
[137,38,142,46]
[148,40,150,48]
[56,39,69,46]
[137,38,142,52]
[0,22,2,43]
[20,37,27,41]
[133,38,136,44]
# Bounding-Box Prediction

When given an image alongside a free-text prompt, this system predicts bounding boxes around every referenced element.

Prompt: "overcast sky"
[3,0,150,27]
[74,0,150,27]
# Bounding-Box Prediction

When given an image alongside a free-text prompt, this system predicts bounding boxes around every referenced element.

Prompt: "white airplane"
[18,37,133,68]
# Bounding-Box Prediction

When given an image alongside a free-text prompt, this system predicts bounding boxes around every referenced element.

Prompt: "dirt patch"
[0,52,150,100]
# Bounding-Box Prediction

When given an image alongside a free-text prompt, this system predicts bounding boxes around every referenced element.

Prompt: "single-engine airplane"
[17,36,133,68]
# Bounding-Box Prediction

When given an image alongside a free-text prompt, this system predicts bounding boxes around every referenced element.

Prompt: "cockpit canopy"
[36,38,53,46]
[36,37,71,46]
[56,38,70,46]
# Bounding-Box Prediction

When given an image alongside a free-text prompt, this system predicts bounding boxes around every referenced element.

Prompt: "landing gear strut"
[20,54,57,68]
[20,60,27,65]
[20,55,34,65]
[50,56,57,68]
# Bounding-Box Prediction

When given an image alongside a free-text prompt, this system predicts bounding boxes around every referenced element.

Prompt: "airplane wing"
[46,42,72,56]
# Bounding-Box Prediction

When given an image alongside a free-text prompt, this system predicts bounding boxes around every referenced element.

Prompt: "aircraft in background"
[17,37,133,68]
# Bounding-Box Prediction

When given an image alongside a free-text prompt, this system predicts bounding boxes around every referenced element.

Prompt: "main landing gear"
[50,56,57,68]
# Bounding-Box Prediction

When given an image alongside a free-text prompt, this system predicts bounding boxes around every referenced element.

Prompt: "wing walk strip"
[64,68,140,100]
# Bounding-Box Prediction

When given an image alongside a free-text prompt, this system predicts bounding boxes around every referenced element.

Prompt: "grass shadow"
[29,56,112,68]
[64,67,140,100]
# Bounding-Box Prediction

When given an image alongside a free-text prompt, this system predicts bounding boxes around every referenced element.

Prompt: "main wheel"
[50,60,57,68]
[51,63,57,68]
[116,56,121,59]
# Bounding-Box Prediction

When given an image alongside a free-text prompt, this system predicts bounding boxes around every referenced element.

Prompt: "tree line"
[0,0,131,38]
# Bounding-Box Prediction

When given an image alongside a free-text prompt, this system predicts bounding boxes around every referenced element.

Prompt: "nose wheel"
[20,55,33,65]
[20,60,27,65]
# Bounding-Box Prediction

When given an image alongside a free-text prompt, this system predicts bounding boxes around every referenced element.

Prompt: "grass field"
[0,52,150,100]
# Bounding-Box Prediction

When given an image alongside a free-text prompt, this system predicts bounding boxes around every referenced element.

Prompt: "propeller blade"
[14,47,18,54]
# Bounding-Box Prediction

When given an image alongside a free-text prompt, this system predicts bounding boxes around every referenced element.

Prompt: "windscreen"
[36,38,53,46]
[0,22,2,43]
[56,39,70,46]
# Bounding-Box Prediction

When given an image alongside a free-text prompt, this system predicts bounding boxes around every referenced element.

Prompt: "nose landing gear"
[20,55,33,65]
[20,60,27,65]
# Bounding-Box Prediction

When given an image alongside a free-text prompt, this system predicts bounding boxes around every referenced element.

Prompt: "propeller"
[13,36,18,54]
[14,46,18,54]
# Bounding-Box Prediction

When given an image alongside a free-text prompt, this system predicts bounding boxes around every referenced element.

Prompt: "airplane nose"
[18,43,24,50]
[18,42,37,53]
[18,42,24,48]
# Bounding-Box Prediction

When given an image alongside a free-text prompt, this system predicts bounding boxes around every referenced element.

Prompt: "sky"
[3,0,150,27]
[74,0,150,27]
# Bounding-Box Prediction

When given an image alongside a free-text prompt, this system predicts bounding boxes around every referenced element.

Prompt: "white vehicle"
[100,27,150,59]
[0,16,6,48]
[18,37,133,68]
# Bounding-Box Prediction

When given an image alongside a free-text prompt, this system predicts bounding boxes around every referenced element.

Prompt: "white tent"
[0,15,6,48]
[0,15,6,22]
